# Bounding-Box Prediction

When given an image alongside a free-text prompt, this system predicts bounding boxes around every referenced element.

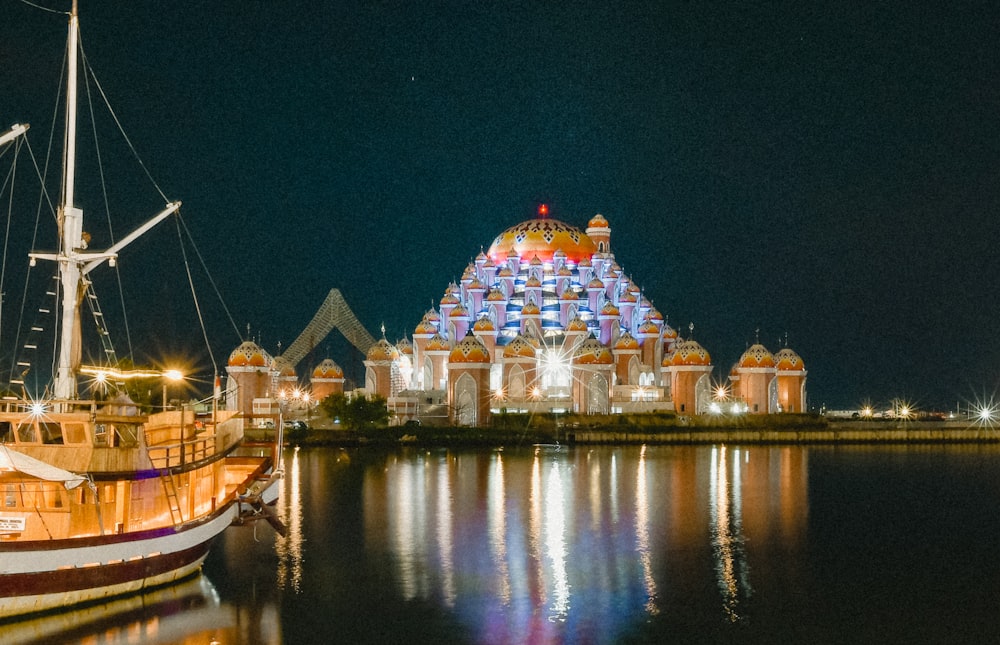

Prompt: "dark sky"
[2,0,999,410]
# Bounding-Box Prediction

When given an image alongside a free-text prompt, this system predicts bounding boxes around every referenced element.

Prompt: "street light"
[163,369,183,410]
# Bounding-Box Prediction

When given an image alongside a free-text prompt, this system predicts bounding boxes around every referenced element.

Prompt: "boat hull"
[0,497,239,619]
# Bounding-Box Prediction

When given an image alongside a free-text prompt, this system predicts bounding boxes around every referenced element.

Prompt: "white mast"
[53,0,82,400]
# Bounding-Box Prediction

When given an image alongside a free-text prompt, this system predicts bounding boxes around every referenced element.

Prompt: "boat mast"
[53,0,83,400]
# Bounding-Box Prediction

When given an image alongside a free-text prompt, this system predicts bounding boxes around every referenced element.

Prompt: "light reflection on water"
[19,443,1000,643]
[362,444,808,643]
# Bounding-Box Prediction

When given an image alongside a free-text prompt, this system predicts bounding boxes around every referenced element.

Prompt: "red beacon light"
[538,203,549,218]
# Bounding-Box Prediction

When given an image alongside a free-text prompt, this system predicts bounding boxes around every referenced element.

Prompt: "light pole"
[163,369,183,410]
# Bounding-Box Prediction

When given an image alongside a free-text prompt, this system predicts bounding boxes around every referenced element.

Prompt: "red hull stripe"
[1,541,214,597]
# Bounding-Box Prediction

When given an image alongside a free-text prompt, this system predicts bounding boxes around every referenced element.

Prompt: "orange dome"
[587,213,609,229]
[228,341,270,368]
[614,331,640,350]
[558,265,573,277]
[503,335,537,358]
[449,335,491,363]
[599,301,620,317]
[671,340,711,366]
[497,266,515,278]
[366,339,399,362]
[560,289,580,301]
[396,338,413,355]
[468,277,486,291]
[486,288,507,302]
[565,316,590,332]
[487,218,597,264]
[472,316,496,332]
[661,324,678,340]
[525,275,542,288]
[414,319,438,335]
[573,337,614,365]
[440,292,460,306]
[521,301,541,316]
[739,344,775,369]
[425,334,450,352]
[775,347,805,371]
[312,358,344,379]
[587,277,605,290]
[619,291,637,303]
[423,308,441,323]
[449,304,470,318]
[638,319,660,335]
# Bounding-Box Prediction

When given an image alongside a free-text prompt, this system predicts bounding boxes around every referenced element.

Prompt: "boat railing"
[146,434,217,470]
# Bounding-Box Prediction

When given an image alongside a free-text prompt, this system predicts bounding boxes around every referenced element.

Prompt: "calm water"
[5,443,1000,644]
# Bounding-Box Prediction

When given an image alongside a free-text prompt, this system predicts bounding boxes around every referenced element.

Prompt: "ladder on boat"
[158,469,184,527]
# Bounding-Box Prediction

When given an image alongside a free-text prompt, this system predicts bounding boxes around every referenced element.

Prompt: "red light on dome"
[538,203,549,218]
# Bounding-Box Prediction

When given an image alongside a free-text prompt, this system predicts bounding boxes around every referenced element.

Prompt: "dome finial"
[688,322,694,339]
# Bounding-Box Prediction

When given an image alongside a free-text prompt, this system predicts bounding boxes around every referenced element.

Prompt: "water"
[5,443,1000,644]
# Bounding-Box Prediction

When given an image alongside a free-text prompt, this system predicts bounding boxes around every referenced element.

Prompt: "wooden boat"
[0,1,280,619]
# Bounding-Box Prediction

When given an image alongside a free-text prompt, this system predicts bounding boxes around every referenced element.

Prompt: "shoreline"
[276,417,1000,448]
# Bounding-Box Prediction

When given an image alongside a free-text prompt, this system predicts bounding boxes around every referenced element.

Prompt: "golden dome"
[449,335,491,363]
[414,319,438,335]
[425,334,450,352]
[472,316,496,332]
[228,340,270,368]
[487,218,597,264]
[739,343,775,369]
[503,335,537,358]
[366,338,399,362]
[573,337,614,365]
[775,347,805,371]
[599,301,620,317]
[565,316,589,332]
[614,331,640,350]
[486,288,507,302]
[520,301,541,316]
[560,289,580,301]
[312,359,344,379]
[638,319,660,335]
[670,340,711,366]
[587,213,609,229]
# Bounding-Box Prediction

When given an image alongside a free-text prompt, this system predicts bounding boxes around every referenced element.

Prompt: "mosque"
[224,207,807,426]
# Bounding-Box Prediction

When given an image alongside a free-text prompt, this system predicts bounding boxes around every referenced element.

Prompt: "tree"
[319,393,391,431]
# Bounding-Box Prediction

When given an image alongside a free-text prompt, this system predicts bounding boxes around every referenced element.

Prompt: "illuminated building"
[366,207,807,424]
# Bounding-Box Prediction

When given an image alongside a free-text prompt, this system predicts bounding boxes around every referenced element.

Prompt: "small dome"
[775,347,805,371]
[661,324,678,340]
[529,254,543,266]
[396,338,413,355]
[599,301,620,317]
[670,339,711,366]
[425,334,450,352]
[525,275,542,288]
[366,338,399,362]
[486,288,507,302]
[565,316,589,332]
[440,292,460,306]
[638,319,660,335]
[472,316,496,332]
[587,277,605,290]
[587,213,609,229]
[739,343,775,369]
[560,289,580,301]
[573,337,614,365]
[557,265,574,276]
[414,319,438,335]
[461,264,475,280]
[503,335,537,358]
[449,304,470,319]
[449,335,491,363]
[618,291,637,303]
[497,266,515,278]
[614,331,640,350]
[577,256,592,268]
[646,308,664,322]
[475,250,488,262]
[468,277,486,291]
[521,301,541,316]
[228,340,270,368]
[423,308,441,323]
[312,359,344,379]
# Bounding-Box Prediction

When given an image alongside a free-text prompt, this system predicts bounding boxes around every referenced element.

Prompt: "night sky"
[2,1,999,410]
